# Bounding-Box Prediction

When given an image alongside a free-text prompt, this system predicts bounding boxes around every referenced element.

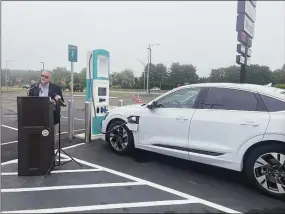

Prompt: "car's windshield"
[161,90,198,104]
[156,88,200,108]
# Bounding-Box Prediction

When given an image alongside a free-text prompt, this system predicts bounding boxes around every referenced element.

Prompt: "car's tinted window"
[203,88,258,111]
[260,95,285,112]
[156,87,201,108]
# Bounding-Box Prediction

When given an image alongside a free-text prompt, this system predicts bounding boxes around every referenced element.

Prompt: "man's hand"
[26,88,30,96]
[49,97,56,105]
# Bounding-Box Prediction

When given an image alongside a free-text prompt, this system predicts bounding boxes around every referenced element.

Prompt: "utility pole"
[146,43,159,94]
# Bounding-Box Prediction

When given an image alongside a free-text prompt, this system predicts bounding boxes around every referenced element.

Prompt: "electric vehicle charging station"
[74,49,109,141]
[86,49,110,140]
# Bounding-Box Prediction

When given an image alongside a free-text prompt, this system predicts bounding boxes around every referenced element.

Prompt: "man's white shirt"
[39,83,49,97]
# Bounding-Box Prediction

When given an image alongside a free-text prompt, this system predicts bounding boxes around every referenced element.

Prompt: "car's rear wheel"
[244,144,285,199]
[106,120,134,155]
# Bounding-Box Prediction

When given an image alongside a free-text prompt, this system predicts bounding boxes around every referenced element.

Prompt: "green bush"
[274,84,285,89]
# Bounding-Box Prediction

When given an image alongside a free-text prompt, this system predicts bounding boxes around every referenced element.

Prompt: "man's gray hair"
[42,70,53,77]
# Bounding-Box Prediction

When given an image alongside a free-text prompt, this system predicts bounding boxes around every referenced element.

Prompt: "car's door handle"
[176,116,188,121]
[240,121,260,127]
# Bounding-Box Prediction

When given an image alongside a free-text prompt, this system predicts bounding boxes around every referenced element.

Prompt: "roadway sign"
[236,55,246,65]
[237,31,247,44]
[237,44,246,55]
[68,45,78,62]
[237,31,252,47]
[246,58,251,66]
[236,14,255,38]
[237,0,256,23]
[236,55,251,67]
[246,48,252,57]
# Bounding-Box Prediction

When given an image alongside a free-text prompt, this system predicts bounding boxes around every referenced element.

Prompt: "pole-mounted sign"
[236,0,256,83]
[68,45,78,63]
[68,44,78,141]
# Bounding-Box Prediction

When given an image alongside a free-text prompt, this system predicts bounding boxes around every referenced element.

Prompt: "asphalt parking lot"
[1,92,285,213]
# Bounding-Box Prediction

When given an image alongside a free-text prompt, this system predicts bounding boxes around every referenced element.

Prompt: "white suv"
[102,83,285,198]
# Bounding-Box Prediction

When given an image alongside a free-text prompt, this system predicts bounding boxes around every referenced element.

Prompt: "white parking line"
[63,142,85,150]
[1,143,85,166]
[1,141,18,146]
[1,128,85,146]
[2,169,102,176]
[60,153,242,214]
[1,143,241,214]
[1,125,18,131]
[1,200,195,214]
[1,159,18,166]
[1,182,142,193]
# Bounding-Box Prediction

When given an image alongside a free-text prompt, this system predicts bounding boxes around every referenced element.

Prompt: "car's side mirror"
[147,101,156,110]
[147,103,153,109]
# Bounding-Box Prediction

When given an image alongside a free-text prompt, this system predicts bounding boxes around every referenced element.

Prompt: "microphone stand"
[45,102,82,177]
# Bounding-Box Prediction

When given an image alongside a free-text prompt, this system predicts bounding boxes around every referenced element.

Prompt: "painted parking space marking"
[1,200,196,214]
[1,125,18,131]
[1,141,18,146]
[1,169,102,176]
[1,181,142,193]
[1,143,241,214]
[1,143,85,167]
[61,153,241,214]
[1,124,85,146]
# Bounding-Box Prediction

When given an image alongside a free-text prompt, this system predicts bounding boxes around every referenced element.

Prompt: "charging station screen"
[98,87,107,96]
[97,56,109,78]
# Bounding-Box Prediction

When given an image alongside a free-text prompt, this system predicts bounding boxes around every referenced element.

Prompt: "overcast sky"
[2,1,285,77]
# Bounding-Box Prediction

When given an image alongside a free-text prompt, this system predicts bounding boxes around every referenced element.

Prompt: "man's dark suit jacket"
[28,82,64,125]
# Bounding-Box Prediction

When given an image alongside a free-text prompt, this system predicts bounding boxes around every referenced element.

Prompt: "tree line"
[2,63,285,90]
[110,63,285,89]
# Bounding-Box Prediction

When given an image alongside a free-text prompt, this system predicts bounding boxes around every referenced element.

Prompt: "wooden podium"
[17,96,55,176]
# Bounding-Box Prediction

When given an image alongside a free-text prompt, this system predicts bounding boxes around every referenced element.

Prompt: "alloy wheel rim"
[110,125,128,151]
[254,152,285,194]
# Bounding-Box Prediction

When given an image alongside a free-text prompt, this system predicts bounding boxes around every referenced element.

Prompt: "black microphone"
[54,93,66,107]
[28,84,40,96]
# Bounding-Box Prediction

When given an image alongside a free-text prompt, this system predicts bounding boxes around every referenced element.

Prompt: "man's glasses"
[41,75,49,79]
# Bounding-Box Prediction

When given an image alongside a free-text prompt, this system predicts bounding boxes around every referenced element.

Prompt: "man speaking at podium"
[27,70,65,143]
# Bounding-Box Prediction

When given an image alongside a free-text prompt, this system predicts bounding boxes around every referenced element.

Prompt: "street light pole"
[137,59,146,91]
[148,47,152,94]
[5,61,8,91]
[5,60,15,92]
[147,48,150,94]
[146,43,159,94]
[40,62,45,71]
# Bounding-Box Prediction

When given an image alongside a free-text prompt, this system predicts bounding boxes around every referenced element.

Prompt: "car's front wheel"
[105,120,134,155]
[244,143,285,199]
